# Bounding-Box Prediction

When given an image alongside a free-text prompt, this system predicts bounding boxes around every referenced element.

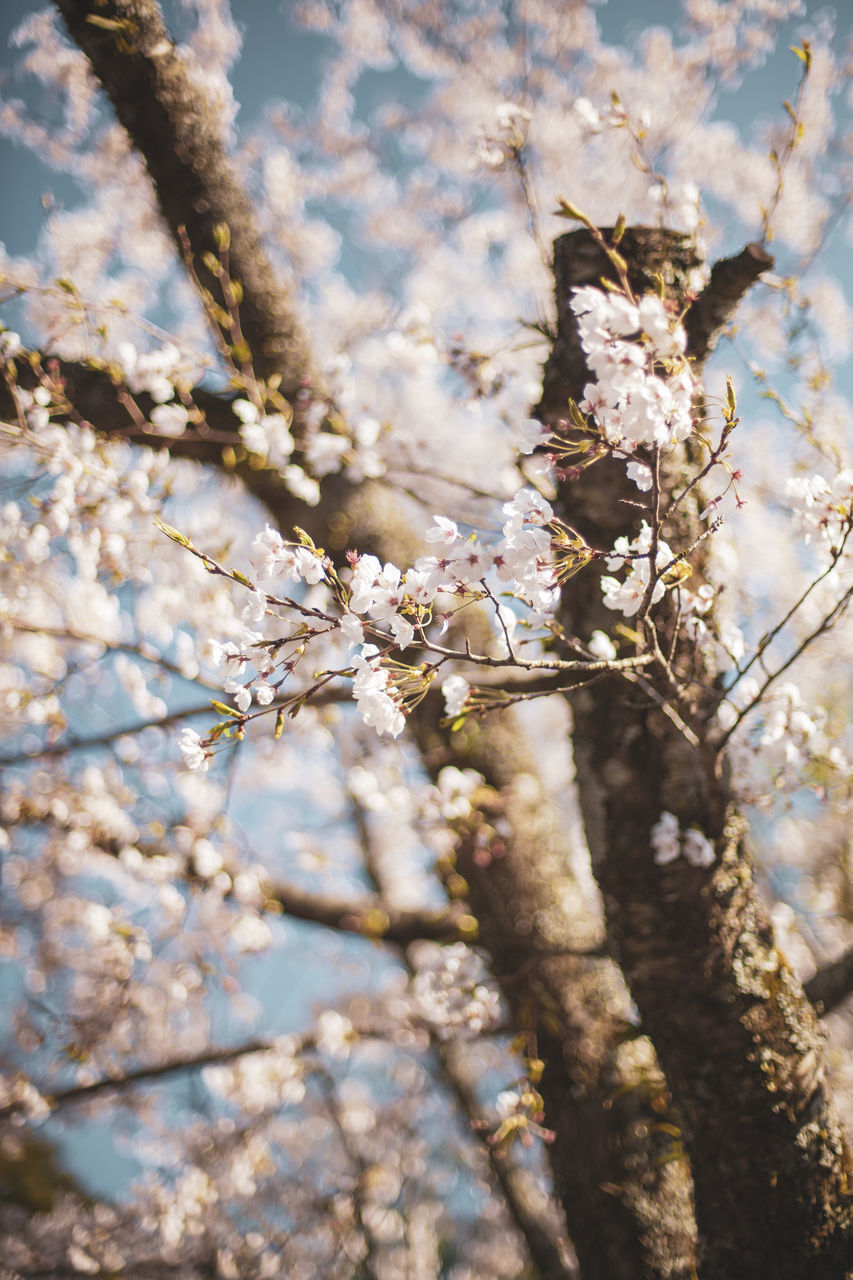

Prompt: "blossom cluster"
[409,941,502,1039]
[351,644,406,738]
[720,679,848,797]
[571,286,696,459]
[785,469,853,554]
[203,1041,306,1115]
[600,520,675,617]
[5,1,852,1266]
[182,487,564,755]
[650,812,716,868]
[232,396,296,474]
[183,274,716,755]
[475,100,531,169]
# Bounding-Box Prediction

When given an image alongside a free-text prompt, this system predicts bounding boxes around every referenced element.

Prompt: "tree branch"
[0,701,216,767]
[684,241,775,361]
[0,1038,277,1119]
[805,945,853,1015]
[440,1040,576,1280]
[3,354,242,456]
[53,0,313,394]
[343,755,576,1280]
[263,879,479,948]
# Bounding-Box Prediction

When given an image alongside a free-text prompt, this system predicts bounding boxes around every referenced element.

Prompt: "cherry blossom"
[351,645,406,738]
[600,522,674,617]
[652,812,715,868]
[441,674,469,717]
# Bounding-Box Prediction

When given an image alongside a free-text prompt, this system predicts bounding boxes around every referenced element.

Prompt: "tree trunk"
[537,227,853,1279]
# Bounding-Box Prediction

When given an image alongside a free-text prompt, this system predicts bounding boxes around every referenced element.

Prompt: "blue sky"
[1,0,848,262]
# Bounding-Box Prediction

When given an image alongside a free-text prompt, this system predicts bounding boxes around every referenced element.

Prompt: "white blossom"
[424,516,462,545]
[352,645,405,738]
[442,674,469,717]
[588,630,617,661]
[651,811,681,865]
[683,828,716,868]
[179,727,208,772]
[149,402,189,437]
[516,417,550,455]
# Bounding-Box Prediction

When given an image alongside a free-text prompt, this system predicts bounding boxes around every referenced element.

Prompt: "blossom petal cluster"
[651,812,715,868]
[600,521,674,617]
[442,674,470,717]
[232,398,295,472]
[409,942,502,1038]
[181,487,564,750]
[351,645,406,738]
[785,470,853,553]
[571,287,696,458]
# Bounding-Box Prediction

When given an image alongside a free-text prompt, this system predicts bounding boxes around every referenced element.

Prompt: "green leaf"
[153,517,192,548]
[293,527,322,554]
[790,42,811,69]
[553,197,589,223]
[568,398,588,428]
[210,699,242,719]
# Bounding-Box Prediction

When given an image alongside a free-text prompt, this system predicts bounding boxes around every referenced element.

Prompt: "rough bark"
[537,227,853,1279]
[53,0,312,394]
[412,694,698,1278]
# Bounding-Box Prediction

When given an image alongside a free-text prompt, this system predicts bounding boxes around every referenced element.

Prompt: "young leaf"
[210,699,243,719]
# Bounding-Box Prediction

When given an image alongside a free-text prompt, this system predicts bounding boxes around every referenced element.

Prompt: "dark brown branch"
[312,1064,383,1280]
[440,1041,576,1280]
[411,690,698,1279]
[3,344,377,551]
[805,945,853,1015]
[3,355,242,457]
[267,873,602,955]
[0,682,358,767]
[53,0,312,394]
[0,1037,277,1118]
[264,880,478,948]
[0,701,214,767]
[13,1265,213,1279]
[684,241,775,362]
[0,1024,399,1120]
